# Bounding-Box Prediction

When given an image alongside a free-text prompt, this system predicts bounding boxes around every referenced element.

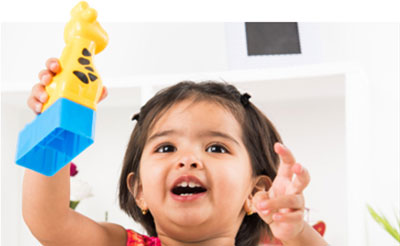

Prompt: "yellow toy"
[16,1,108,176]
[42,1,108,112]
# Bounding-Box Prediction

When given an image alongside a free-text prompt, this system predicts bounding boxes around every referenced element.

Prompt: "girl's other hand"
[254,142,311,242]
[27,58,108,114]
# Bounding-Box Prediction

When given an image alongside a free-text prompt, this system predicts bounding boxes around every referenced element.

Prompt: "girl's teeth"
[177,181,202,188]
[180,193,193,196]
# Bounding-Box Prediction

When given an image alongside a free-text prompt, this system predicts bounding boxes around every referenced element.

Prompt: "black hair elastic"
[240,93,251,107]
[131,113,140,122]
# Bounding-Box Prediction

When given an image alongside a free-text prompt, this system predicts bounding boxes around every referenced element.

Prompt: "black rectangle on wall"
[245,22,301,56]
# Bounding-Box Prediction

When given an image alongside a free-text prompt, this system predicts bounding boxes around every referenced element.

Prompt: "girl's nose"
[176,154,204,170]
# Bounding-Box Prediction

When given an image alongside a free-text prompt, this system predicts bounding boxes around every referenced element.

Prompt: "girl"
[24,58,328,246]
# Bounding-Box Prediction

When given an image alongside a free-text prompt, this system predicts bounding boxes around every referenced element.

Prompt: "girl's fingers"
[271,209,305,223]
[39,58,60,86]
[31,83,48,103]
[27,93,43,114]
[45,58,61,74]
[252,190,269,209]
[38,69,53,86]
[256,194,305,213]
[28,58,60,114]
[253,191,274,223]
[289,163,310,194]
[274,142,296,180]
[28,83,48,114]
[98,86,108,102]
[257,209,274,224]
[274,142,296,164]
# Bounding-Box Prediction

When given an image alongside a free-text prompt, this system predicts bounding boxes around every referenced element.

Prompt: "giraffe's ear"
[71,1,89,18]
[82,8,97,23]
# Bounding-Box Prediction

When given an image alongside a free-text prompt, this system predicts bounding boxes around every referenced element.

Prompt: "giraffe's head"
[64,1,108,54]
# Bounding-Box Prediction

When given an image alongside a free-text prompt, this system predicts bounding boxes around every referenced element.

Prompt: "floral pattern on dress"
[126,229,161,246]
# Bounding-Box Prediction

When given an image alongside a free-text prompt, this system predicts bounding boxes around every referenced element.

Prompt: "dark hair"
[119,81,282,246]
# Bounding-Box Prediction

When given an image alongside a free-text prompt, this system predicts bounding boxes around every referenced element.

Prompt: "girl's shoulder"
[126,229,161,246]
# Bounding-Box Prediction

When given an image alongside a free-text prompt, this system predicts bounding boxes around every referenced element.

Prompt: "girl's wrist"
[281,222,328,246]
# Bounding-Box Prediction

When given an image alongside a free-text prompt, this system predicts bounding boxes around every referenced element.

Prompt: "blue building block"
[16,98,96,176]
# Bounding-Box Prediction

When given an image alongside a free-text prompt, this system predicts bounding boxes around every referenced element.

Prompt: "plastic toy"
[15,1,108,176]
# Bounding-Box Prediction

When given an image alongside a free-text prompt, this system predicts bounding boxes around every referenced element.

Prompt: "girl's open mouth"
[170,175,207,201]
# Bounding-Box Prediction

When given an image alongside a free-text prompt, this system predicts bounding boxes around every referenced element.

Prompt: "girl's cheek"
[144,161,170,188]
[211,166,236,190]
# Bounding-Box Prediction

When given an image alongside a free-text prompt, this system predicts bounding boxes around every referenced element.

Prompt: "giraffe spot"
[82,48,92,57]
[85,66,94,72]
[73,71,89,84]
[78,57,90,65]
[88,73,98,82]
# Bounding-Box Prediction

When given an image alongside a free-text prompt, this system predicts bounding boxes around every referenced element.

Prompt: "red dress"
[127,221,326,246]
[126,230,161,246]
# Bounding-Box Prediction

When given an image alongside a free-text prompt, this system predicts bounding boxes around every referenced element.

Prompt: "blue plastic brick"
[16,98,96,176]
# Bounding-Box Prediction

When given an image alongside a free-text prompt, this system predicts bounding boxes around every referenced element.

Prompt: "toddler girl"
[23,58,328,246]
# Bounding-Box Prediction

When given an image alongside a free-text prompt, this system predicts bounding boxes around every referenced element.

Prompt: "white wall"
[1,23,229,91]
[1,102,25,245]
[261,97,347,245]
[317,24,400,246]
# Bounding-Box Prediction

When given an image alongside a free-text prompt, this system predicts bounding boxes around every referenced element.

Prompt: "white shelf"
[2,62,349,110]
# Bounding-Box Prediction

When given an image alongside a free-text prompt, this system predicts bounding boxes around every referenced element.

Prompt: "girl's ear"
[244,175,272,214]
[252,175,272,195]
[126,172,148,211]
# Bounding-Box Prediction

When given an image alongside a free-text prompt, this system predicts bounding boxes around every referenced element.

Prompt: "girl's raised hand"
[27,58,108,114]
[253,142,310,242]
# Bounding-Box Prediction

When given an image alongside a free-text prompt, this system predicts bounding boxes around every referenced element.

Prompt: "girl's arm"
[22,164,126,246]
[22,58,124,246]
[253,143,328,245]
[281,223,328,246]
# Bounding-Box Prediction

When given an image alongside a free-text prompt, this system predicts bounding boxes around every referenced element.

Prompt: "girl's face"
[137,99,254,243]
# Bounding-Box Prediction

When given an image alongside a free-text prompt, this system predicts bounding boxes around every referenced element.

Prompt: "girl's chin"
[167,208,211,226]
[155,193,213,226]
[157,215,218,243]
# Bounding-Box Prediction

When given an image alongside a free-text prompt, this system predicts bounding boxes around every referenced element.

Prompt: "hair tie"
[240,93,251,107]
[131,113,140,122]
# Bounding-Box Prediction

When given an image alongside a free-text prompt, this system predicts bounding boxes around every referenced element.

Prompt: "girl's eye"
[156,144,176,153]
[206,144,229,154]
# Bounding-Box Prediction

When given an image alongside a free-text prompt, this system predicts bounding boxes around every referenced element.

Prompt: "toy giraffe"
[16,1,108,176]
[42,1,108,112]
